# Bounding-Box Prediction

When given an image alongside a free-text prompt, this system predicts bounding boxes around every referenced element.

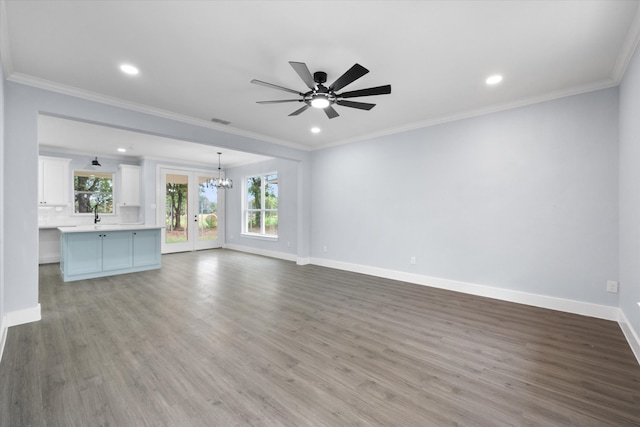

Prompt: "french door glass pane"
[165,174,189,244]
[198,177,218,241]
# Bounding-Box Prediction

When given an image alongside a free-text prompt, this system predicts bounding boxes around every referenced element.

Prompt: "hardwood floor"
[1,249,639,426]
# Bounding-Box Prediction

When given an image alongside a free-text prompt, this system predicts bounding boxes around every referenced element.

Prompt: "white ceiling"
[3,1,640,156]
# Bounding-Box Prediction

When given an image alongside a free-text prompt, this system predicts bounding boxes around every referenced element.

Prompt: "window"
[74,170,114,214]
[244,173,278,237]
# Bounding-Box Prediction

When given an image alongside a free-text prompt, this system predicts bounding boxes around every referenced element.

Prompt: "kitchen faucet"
[94,204,101,224]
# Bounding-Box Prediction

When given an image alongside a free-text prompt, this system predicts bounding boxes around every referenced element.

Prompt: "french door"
[160,168,223,253]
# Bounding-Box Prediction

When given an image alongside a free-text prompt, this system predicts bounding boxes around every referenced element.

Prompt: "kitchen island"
[59,225,162,282]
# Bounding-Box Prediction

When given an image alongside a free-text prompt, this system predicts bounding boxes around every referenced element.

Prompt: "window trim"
[241,171,278,239]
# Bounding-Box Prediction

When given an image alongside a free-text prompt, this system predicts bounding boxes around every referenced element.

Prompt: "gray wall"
[2,81,309,314]
[225,157,299,257]
[140,158,157,226]
[4,83,39,313]
[619,43,640,332]
[1,58,5,329]
[311,88,619,306]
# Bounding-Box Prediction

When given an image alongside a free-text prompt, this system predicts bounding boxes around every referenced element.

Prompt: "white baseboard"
[296,257,311,266]
[1,305,42,365]
[0,314,7,366]
[618,309,640,366]
[39,255,60,264]
[309,257,619,321]
[223,244,297,262]
[7,304,42,327]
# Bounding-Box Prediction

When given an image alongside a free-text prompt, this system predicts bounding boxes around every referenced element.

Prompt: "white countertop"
[58,224,163,233]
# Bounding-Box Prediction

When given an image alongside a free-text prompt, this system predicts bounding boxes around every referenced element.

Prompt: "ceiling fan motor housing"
[313,71,327,84]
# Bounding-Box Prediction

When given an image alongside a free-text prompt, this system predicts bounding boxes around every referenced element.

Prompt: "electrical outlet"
[410,256,416,265]
[606,280,618,293]
[287,241,291,248]
[323,245,327,252]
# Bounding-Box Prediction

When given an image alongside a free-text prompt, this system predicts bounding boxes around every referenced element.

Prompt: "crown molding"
[312,78,619,151]
[612,3,640,84]
[6,72,312,153]
[0,0,13,77]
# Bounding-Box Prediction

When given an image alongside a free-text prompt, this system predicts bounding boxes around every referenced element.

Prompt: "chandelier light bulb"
[209,152,233,189]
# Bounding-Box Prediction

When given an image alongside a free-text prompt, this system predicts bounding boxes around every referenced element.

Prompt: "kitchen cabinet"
[132,229,161,267]
[102,231,134,271]
[38,156,71,205]
[59,226,161,282]
[118,164,141,206]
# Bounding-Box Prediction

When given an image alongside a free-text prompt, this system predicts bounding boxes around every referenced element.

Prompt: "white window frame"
[242,172,278,239]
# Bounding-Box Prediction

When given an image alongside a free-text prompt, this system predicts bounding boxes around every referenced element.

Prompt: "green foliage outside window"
[246,173,278,236]
[74,171,113,214]
[165,182,188,231]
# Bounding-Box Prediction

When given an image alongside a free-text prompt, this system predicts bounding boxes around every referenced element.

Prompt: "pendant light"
[210,152,233,189]
[91,157,101,166]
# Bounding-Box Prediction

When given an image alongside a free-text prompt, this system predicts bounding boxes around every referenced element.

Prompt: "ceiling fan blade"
[324,105,339,119]
[336,100,376,110]
[329,63,369,92]
[289,62,316,90]
[338,85,392,99]
[289,105,311,116]
[251,79,304,96]
[257,99,302,104]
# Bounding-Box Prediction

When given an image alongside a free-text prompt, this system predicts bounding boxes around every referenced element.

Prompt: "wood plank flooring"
[1,249,639,426]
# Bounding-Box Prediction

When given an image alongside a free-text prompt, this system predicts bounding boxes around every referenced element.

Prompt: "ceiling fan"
[251,62,391,119]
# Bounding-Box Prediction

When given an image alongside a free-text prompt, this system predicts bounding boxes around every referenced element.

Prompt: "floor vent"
[210,117,231,125]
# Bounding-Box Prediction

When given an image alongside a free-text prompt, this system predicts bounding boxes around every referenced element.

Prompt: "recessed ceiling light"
[120,64,139,75]
[486,74,503,85]
[117,148,127,152]
[311,127,321,133]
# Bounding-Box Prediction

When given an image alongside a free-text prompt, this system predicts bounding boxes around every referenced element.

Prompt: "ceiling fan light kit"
[252,61,391,119]
[310,96,330,109]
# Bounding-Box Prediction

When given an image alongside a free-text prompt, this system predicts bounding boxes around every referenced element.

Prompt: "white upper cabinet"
[118,164,141,206]
[38,156,71,206]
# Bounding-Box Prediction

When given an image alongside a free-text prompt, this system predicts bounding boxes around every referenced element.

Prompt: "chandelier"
[209,152,233,189]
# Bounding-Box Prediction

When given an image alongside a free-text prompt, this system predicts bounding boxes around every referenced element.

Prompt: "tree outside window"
[245,173,278,236]
[165,182,188,233]
[74,171,113,214]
